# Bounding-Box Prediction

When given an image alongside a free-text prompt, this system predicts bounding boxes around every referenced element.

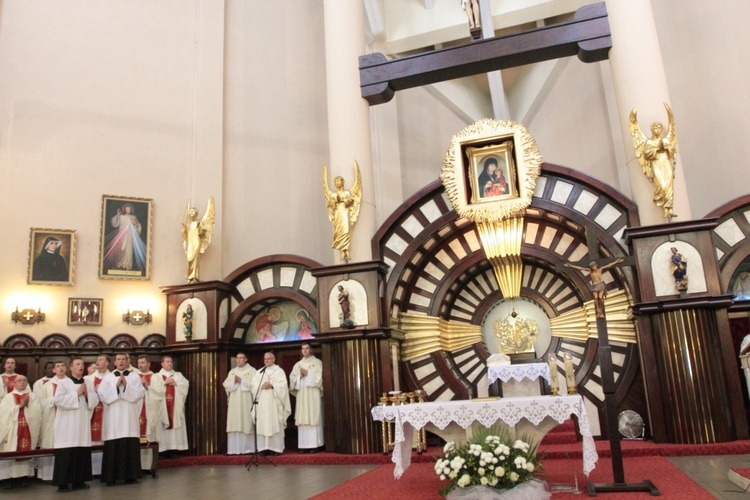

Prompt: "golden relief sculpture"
[181,197,215,283]
[629,103,679,221]
[323,161,362,262]
[494,312,539,354]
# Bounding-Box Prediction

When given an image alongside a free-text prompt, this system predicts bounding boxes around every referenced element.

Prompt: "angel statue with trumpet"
[181,197,215,283]
[323,161,362,262]
[629,103,679,221]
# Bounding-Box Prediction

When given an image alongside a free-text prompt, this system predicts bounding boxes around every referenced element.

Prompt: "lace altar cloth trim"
[487,363,551,385]
[372,395,597,479]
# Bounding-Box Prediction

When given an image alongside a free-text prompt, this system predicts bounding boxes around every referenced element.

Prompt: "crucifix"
[559,224,659,496]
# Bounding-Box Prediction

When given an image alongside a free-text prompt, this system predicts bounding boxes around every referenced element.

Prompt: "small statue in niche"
[182,197,216,283]
[733,271,750,300]
[338,285,355,329]
[323,162,362,262]
[629,103,679,221]
[182,304,194,341]
[670,247,688,292]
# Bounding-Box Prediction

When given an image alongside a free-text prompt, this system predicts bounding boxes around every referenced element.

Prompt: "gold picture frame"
[467,141,518,204]
[440,119,542,223]
[27,228,75,286]
[98,195,153,280]
[68,298,103,326]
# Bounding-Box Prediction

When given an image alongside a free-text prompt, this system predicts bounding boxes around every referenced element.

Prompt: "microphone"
[259,366,267,374]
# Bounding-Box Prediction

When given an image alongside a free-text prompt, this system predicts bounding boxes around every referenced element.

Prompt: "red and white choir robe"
[149,369,189,452]
[97,370,145,483]
[249,364,291,453]
[36,377,60,480]
[0,388,41,480]
[289,355,324,449]
[0,373,18,397]
[136,369,155,469]
[222,364,256,454]
[51,376,99,486]
[84,370,109,475]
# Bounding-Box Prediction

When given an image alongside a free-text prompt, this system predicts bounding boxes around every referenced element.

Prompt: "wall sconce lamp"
[11,307,45,325]
[123,309,152,326]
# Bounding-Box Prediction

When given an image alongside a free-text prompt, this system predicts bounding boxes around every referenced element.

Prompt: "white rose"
[526,463,535,472]
[458,474,472,488]
[480,477,489,485]
[440,474,446,480]
[449,471,458,479]
[510,472,519,482]
[478,467,485,476]
[496,466,505,476]
[444,442,456,453]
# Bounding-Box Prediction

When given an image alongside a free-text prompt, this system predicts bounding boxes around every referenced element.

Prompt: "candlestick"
[548,353,560,396]
[564,353,577,395]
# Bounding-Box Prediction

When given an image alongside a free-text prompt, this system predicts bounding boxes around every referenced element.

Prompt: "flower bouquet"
[434,427,548,499]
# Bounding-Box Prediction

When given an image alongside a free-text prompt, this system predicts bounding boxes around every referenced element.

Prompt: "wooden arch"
[373,163,645,436]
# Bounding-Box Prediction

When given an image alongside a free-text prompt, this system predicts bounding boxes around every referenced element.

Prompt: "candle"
[548,353,559,396]
[564,353,577,395]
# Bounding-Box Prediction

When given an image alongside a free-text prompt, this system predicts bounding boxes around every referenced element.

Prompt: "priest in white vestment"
[0,375,42,486]
[97,353,145,486]
[223,352,256,454]
[84,353,110,476]
[289,342,324,452]
[149,355,189,455]
[51,358,99,492]
[37,361,63,481]
[250,352,291,455]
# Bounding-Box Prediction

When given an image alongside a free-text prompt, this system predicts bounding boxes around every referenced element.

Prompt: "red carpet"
[310,456,713,499]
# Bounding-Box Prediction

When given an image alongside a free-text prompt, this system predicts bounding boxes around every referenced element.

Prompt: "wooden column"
[312,261,403,453]
[625,220,748,443]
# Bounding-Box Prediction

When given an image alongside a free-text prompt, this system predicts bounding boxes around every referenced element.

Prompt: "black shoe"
[125,479,138,485]
[106,482,116,487]
[72,482,89,490]
[58,485,70,493]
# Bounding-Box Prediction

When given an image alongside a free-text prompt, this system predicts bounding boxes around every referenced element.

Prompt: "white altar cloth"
[371,395,598,479]
[486,362,550,385]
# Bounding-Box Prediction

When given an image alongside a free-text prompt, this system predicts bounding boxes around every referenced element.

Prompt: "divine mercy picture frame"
[98,195,153,280]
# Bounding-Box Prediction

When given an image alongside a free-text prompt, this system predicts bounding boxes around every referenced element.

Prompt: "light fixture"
[123,309,152,325]
[11,307,45,325]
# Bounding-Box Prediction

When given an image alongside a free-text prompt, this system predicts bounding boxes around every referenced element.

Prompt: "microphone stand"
[246,367,276,468]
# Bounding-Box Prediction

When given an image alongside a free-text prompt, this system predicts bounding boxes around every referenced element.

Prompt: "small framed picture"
[467,141,518,205]
[98,195,153,280]
[68,298,103,326]
[27,228,75,286]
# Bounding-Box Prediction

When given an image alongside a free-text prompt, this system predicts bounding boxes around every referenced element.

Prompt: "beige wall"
[1,0,749,343]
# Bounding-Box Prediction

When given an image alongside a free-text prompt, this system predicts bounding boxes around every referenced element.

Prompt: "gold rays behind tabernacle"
[476,217,524,298]
[396,312,482,361]
[549,290,636,343]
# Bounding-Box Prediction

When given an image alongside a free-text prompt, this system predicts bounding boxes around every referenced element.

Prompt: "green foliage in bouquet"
[434,425,545,496]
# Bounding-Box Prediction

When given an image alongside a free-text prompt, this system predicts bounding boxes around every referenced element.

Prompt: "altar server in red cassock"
[149,355,189,455]
[0,375,42,486]
[136,355,156,469]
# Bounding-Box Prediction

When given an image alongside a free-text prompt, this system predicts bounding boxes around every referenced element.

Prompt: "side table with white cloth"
[371,395,598,479]
[486,362,550,398]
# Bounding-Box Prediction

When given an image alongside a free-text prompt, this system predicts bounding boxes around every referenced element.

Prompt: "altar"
[487,362,550,398]
[371,395,598,479]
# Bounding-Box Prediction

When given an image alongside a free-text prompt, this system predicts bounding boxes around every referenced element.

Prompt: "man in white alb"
[223,352,256,454]
[51,358,98,492]
[149,355,189,457]
[33,361,57,481]
[0,375,42,487]
[289,342,324,453]
[0,357,19,396]
[250,352,291,455]
[97,353,145,486]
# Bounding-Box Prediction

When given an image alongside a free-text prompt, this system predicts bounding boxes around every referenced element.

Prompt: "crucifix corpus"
[559,226,658,496]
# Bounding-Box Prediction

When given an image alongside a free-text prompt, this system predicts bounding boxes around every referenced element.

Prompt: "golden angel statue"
[629,103,679,221]
[323,161,362,262]
[181,197,215,283]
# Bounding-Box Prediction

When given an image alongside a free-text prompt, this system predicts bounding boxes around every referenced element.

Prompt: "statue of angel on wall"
[181,197,215,283]
[323,161,362,262]
[629,103,679,221]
